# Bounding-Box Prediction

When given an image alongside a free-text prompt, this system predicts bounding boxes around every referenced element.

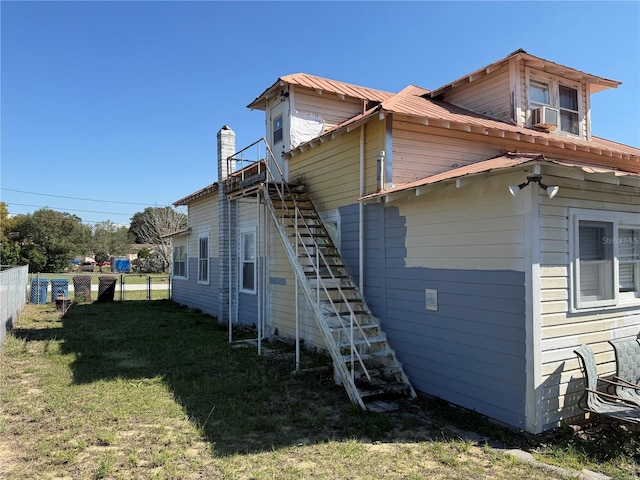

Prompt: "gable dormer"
[428,49,621,142]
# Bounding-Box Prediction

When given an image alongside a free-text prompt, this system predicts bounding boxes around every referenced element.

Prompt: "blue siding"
[172,257,219,318]
[339,202,527,428]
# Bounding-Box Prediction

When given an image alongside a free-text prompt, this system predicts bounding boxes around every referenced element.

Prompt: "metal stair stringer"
[259,181,416,410]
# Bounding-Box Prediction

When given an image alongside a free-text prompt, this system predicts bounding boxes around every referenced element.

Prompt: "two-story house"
[169,49,640,433]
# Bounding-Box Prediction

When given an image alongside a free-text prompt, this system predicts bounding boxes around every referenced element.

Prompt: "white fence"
[0,265,29,353]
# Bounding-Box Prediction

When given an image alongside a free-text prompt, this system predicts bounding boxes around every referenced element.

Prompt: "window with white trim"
[173,245,186,278]
[198,234,209,284]
[572,209,640,310]
[527,70,582,137]
[273,115,283,145]
[240,230,256,293]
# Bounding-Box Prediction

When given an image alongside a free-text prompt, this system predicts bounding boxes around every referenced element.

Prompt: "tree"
[0,202,20,266]
[91,220,132,265]
[129,207,186,273]
[8,209,90,272]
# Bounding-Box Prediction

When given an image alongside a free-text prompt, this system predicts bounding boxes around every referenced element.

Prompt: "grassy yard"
[1,302,638,479]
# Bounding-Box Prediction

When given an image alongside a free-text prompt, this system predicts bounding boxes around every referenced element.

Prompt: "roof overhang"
[173,183,218,206]
[359,153,640,203]
[429,49,621,98]
[160,227,191,239]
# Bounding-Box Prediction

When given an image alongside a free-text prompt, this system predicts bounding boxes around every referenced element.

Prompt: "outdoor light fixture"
[509,175,559,198]
[280,89,289,102]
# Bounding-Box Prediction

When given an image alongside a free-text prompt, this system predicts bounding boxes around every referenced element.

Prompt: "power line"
[6,202,134,216]
[0,188,162,206]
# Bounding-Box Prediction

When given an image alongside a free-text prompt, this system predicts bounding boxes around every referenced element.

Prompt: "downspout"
[228,196,233,343]
[359,125,365,292]
[257,194,262,355]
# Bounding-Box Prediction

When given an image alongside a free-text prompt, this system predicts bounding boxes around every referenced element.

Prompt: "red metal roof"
[247,73,394,110]
[359,153,640,201]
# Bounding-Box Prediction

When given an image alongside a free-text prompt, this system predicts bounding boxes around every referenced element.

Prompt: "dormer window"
[559,85,579,135]
[526,69,583,137]
[530,80,550,110]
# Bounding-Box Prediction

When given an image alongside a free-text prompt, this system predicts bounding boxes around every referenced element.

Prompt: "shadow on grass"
[57,300,417,456]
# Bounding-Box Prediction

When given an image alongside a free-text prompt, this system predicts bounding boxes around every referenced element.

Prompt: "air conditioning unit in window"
[531,106,559,129]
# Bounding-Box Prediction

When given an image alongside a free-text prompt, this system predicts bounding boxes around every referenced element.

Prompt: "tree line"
[0,203,186,273]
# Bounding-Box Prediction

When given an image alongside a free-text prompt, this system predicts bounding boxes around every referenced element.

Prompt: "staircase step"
[342,350,394,363]
[336,335,387,348]
[359,382,413,399]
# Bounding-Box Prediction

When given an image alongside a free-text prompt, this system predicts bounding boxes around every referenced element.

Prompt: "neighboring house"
[169,49,640,433]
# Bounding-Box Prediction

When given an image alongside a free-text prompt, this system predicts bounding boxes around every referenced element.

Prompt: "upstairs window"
[559,85,579,135]
[273,115,283,144]
[529,80,550,109]
[527,70,582,137]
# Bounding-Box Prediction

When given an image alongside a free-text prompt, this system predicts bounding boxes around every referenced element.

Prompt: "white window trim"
[570,208,640,312]
[239,228,257,295]
[198,232,209,285]
[526,68,583,138]
[173,244,187,279]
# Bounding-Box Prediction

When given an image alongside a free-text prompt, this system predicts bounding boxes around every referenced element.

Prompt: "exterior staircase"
[260,180,416,411]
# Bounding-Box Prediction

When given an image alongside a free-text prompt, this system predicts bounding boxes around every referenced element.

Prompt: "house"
[169,49,640,433]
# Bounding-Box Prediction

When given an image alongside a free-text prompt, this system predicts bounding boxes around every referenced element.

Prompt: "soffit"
[428,49,621,98]
[247,73,395,110]
[359,153,640,202]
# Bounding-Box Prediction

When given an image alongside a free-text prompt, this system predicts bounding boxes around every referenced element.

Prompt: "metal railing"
[0,265,29,353]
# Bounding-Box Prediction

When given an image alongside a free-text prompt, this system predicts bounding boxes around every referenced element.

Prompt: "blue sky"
[2,1,639,226]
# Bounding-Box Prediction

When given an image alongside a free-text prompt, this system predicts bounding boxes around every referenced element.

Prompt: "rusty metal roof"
[429,49,621,98]
[247,73,395,110]
[359,153,640,201]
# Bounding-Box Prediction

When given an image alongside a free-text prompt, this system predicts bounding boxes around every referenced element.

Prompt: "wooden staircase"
[260,181,416,410]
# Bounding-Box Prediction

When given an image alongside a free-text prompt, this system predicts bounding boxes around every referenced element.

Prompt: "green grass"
[1,302,638,479]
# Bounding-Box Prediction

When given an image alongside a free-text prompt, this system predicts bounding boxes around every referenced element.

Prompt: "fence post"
[148,275,152,300]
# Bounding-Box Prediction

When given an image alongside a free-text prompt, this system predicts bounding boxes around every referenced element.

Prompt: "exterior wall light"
[509,174,559,198]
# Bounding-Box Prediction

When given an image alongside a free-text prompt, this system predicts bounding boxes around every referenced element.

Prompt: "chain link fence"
[1,265,29,354]
[29,273,172,303]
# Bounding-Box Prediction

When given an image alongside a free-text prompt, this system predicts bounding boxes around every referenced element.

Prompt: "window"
[273,115,283,144]
[240,230,256,293]
[198,234,209,283]
[173,245,186,278]
[527,70,582,137]
[619,229,640,293]
[529,80,550,109]
[559,85,579,135]
[572,210,640,310]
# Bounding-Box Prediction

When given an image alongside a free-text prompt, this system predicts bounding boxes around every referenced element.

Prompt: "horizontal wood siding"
[350,194,527,428]
[289,130,362,212]
[172,193,220,317]
[391,120,501,184]
[538,173,640,428]
[265,214,325,347]
[172,257,219,317]
[293,89,366,131]
[399,171,527,272]
[440,63,511,122]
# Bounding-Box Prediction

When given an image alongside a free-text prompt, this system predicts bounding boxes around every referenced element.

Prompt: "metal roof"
[429,49,621,98]
[247,73,395,110]
[173,183,217,206]
[359,153,640,202]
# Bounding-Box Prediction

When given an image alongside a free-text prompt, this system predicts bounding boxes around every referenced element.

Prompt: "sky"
[2,1,639,226]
